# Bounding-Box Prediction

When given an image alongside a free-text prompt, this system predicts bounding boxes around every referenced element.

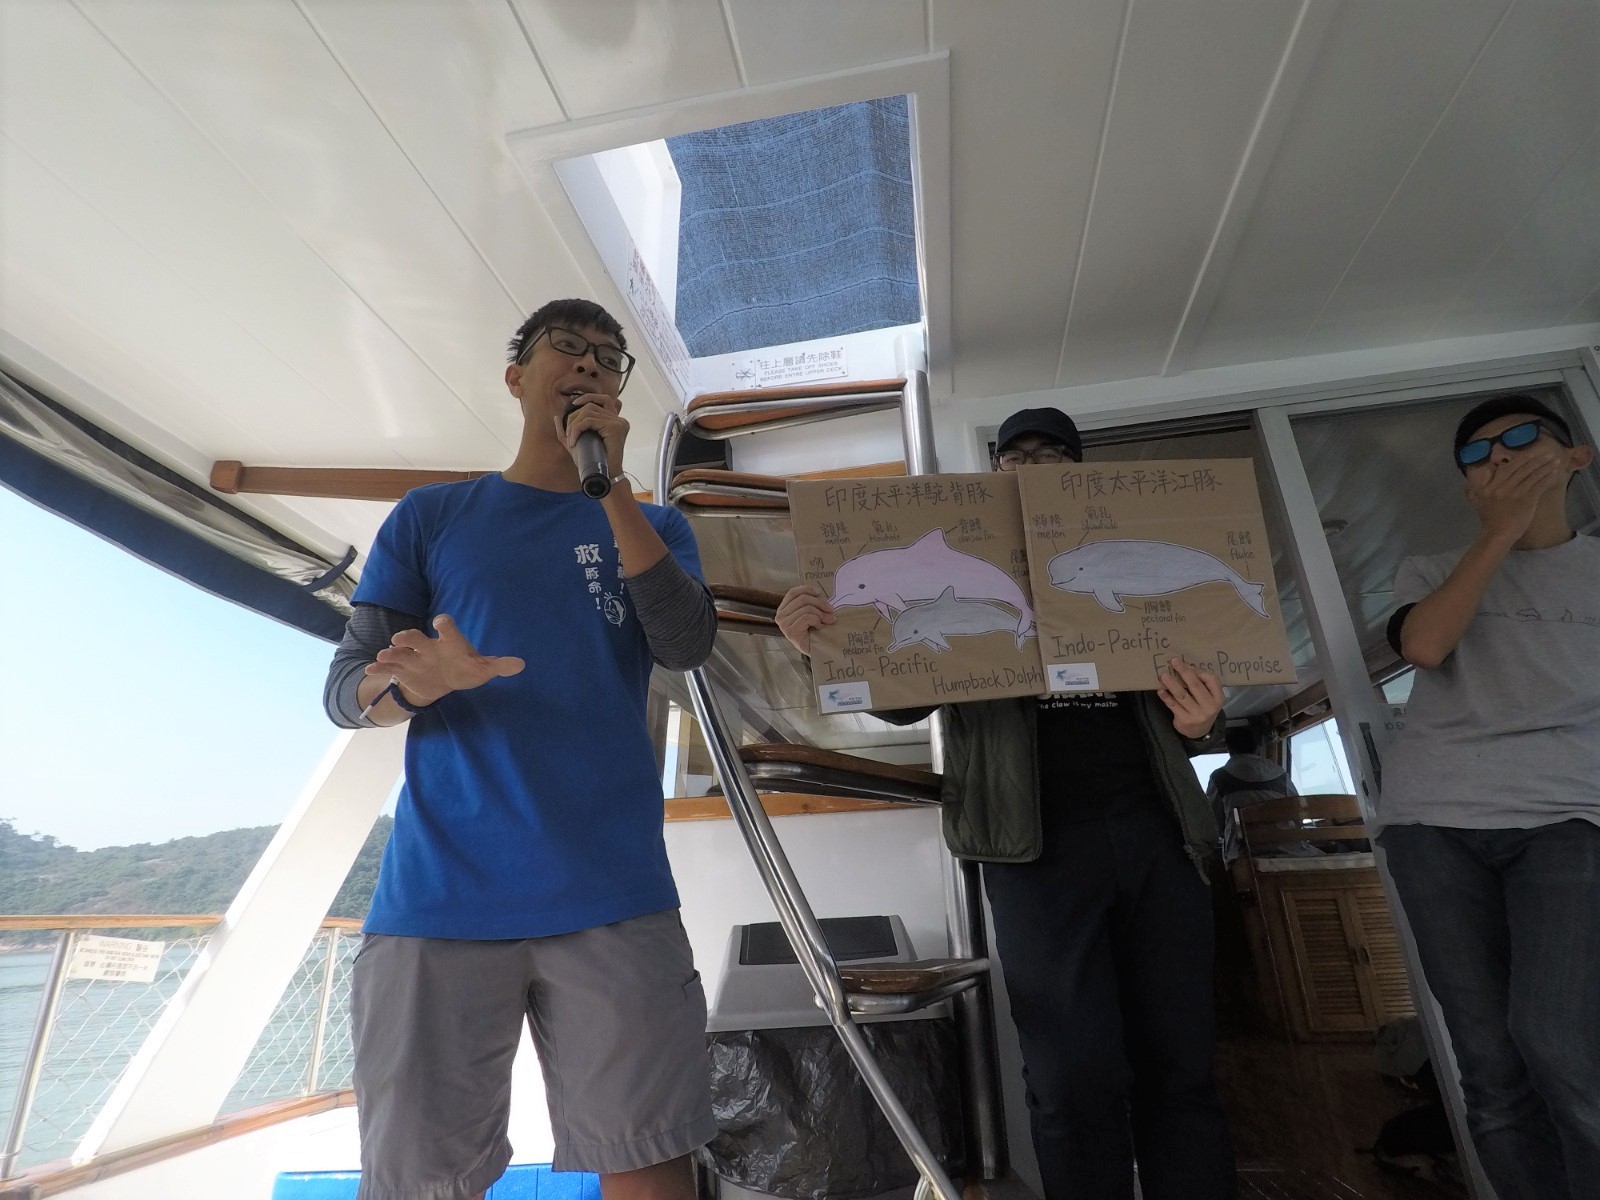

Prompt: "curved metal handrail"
[684,667,963,1200]
[662,370,985,1197]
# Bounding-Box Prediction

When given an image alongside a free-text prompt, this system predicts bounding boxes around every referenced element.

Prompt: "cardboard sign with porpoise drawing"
[1015,458,1296,695]
[787,460,1296,713]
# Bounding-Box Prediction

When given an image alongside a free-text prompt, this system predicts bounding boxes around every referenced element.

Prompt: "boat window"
[1287,717,1355,795]
[0,486,340,857]
[1379,669,1415,706]
[666,96,920,357]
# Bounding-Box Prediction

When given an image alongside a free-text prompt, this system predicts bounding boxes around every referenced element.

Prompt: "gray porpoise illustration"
[1047,539,1269,616]
[886,586,1034,653]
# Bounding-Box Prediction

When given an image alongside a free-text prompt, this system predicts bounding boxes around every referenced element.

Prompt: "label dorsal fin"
[937,585,958,602]
[911,528,948,547]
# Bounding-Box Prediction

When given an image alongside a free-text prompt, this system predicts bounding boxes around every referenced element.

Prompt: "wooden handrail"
[0,1090,355,1197]
[208,462,654,505]
[0,915,363,933]
[210,461,491,502]
[207,449,899,508]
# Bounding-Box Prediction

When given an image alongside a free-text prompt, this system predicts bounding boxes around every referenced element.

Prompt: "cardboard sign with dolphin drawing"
[788,474,1047,713]
[1016,458,1296,694]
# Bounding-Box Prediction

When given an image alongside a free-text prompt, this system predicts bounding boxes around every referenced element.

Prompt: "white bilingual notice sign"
[67,934,165,984]
[732,345,848,389]
[624,244,694,400]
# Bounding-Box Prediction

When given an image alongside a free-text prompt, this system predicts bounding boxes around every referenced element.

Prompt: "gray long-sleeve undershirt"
[323,552,717,729]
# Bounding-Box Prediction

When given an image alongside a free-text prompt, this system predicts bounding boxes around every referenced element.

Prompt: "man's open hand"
[365,614,525,705]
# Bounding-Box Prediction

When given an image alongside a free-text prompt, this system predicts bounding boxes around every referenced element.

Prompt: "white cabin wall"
[592,143,682,323]
[939,322,1600,442]
[665,804,1043,1192]
[686,323,1600,486]
[665,806,948,997]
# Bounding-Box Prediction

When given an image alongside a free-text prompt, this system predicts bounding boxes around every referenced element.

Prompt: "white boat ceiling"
[2,0,1597,566]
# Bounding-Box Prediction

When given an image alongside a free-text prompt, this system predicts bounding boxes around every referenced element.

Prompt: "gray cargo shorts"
[349,908,715,1200]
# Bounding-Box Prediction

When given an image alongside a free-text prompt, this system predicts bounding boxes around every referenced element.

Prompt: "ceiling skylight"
[666,96,920,358]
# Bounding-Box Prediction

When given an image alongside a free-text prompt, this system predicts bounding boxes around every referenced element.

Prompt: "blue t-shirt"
[352,473,704,939]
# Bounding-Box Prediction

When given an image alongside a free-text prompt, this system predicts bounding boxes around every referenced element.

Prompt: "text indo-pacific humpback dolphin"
[887,587,1031,653]
[1046,539,1269,617]
[831,528,1036,647]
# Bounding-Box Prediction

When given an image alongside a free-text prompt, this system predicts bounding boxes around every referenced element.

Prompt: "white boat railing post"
[1,930,74,1179]
[75,725,405,1160]
[303,927,342,1096]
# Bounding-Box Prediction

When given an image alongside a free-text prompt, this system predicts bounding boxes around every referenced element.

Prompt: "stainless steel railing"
[660,365,1006,1197]
[0,916,357,1177]
[683,669,964,1200]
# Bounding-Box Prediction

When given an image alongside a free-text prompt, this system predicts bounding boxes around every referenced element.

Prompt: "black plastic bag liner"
[697,1021,964,1199]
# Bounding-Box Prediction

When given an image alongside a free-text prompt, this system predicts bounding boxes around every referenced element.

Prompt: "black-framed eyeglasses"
[996,445,1075,469]
[519,326,636,381]
[1456,420,1567,467]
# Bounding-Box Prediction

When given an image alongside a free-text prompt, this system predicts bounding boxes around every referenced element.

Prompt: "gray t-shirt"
[1381,533,1600,830]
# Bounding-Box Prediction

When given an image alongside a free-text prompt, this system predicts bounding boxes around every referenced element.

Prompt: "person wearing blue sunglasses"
[1381,393,1598,1198]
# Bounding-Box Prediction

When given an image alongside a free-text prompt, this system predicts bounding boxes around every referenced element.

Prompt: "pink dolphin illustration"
[831,528,1036,647]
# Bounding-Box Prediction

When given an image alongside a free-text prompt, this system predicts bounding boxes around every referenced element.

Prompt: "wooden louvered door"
[1265,869,1416,1040]
[1350,886,1416,1026]
[1280,887,1370,1035]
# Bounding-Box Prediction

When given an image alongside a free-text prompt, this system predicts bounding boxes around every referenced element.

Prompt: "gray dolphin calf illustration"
[831,528,1036,645]
[886,587,1034,653]
[1047,539,1269,617]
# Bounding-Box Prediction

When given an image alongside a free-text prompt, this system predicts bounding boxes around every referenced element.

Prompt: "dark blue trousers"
[1380,820,1600,1200]
[982,807,1235,1200]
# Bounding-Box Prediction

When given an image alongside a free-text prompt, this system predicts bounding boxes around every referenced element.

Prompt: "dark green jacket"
[885,695,1225,875]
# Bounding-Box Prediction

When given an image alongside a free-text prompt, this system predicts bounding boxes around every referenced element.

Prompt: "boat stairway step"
[685,377,907,439]
[738,744,941,806]
[839,956,992,1016]
[670,468,791,515]
[710,584,785,636]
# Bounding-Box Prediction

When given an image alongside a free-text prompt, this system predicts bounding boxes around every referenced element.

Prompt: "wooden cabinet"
[1259,863,1415,1041]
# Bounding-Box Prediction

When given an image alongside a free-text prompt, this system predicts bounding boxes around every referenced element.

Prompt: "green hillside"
[0,817,392,930]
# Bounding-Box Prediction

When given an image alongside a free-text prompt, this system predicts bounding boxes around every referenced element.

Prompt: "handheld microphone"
[565,399,612,499]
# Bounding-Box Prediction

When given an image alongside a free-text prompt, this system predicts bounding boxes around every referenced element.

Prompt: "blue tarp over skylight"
[666,96,920,358]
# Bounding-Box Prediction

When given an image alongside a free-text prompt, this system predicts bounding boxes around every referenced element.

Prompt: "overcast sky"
[1,484,348,850]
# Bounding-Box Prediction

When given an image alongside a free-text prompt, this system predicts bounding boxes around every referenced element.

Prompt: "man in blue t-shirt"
[323,299,718,1200]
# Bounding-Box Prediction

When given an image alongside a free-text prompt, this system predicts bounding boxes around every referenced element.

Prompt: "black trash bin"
[696,915,965,1200]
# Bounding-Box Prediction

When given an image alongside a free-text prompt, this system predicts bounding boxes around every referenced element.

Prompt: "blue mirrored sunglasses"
[1456,420,1563,467]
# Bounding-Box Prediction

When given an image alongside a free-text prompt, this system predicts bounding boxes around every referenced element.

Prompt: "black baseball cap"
[1453,394,1572,472]
[996,407,1083,461]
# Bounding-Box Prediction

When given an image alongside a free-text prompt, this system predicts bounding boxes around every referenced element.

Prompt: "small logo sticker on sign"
[1048,663,1100,692]
[819,683,872,712]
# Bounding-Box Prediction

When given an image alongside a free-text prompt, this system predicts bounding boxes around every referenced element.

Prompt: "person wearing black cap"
[776,408,1236,1199]
[1380,394,1599,1197]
